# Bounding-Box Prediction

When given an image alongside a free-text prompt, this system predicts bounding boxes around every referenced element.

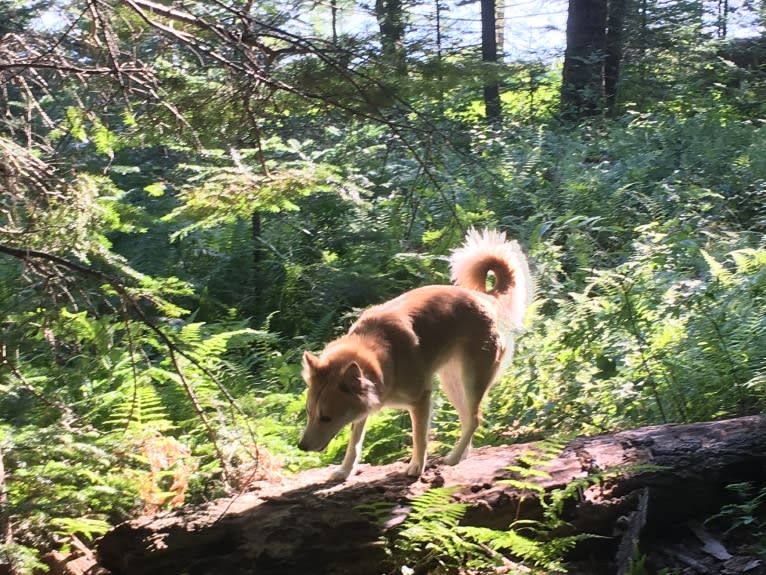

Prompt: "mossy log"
[91,415,766,575]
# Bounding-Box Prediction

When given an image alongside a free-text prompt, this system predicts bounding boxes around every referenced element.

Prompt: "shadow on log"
[92,415,766,575]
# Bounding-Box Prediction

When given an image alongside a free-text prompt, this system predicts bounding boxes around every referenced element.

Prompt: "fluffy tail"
[449,228,533,330]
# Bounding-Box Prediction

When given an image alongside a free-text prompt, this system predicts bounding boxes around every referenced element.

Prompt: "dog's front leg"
[330,417,368,481]
[406,393,432,477]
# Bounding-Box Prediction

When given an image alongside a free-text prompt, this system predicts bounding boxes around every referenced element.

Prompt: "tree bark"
[95,415,766,575]
[604,0,627,114]
[561,0,609,118]
[481,0,502,122]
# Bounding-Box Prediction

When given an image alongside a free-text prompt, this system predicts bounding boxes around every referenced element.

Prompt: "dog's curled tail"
[449,228,533,330]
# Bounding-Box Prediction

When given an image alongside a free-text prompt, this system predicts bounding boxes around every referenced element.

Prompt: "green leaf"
[144,182,166,197]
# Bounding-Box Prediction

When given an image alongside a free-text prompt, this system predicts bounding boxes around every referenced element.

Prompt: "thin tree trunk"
[717,0,729,38]
[435,0,445,107]
[251,210,264,323]
[481,0,502,122]
[376,0,406,75]
[331,0,338,44]
[495,0,505,60]
[604,0,626,114]
[638,0,648,107]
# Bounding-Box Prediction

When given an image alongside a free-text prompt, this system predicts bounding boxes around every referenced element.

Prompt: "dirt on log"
[93,415,766,575]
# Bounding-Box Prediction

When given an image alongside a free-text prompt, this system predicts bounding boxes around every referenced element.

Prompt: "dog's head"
[298,350,379,452]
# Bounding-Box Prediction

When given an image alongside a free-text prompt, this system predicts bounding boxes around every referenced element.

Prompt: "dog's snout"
[298,430,332,452]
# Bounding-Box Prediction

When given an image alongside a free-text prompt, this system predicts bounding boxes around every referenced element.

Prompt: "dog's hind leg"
[442,353,499,466]
[406,390,432,476]
[330,417,368,481]
[439,357,470,463]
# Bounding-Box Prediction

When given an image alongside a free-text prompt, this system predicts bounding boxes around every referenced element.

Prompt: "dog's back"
[351,228,533,383]
[347,284,505,404]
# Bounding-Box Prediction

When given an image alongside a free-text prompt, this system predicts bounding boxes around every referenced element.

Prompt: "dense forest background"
[1,0,765,572]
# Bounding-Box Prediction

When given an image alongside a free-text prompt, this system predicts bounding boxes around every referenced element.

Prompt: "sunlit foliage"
[0,0,765,571]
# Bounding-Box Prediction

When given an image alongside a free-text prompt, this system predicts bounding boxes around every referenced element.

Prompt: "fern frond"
[104,381,174,433]
[407,486,467,527]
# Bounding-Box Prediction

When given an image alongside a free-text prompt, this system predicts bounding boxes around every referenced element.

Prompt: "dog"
[298,228,532,480]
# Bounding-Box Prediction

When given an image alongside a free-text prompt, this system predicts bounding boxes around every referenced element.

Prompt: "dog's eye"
[319,414,332,423]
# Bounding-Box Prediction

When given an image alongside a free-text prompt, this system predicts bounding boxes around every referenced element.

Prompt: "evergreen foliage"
[0,0,765,571]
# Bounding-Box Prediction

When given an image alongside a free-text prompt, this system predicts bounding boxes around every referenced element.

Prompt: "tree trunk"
[94,415,766,575]
[481,0,502,122]
[561,0,609,118]
[251,210,263,324]
[330,0,338,44]
[375,0,406,75]
[605,0,627,114]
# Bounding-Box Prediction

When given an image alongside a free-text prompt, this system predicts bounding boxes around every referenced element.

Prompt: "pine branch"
[0,349,81,428]
[121,0,425,131]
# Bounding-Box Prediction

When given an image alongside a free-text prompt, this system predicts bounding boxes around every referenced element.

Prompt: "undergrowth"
[3,39,766,572]
[369,438,606,574]
[706,482,766,545]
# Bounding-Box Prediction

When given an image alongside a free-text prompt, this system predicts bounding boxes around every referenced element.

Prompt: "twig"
[615,487,650,575]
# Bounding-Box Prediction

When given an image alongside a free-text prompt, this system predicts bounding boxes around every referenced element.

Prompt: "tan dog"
[298,229,532,480]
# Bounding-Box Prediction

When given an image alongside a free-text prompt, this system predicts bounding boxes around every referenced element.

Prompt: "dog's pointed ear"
[340,361,365,394]
[302,351,320,385]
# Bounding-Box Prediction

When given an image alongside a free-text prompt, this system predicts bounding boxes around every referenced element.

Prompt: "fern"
[499,436,571,496]
[459,524,582,572]
[0,543,49,575]
[50,516,112,541]
[705,482,766,537]
[103,363,174,433]
[387,487,483,573]
[491,228,766,436]
[385,479,592,573]
[384,438,601,574]
[109,383,174,431]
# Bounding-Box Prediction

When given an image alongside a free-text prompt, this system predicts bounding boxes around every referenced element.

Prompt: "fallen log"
[95,415,766,575]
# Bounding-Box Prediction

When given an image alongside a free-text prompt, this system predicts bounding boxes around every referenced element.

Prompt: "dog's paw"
[442,454,459,466]
[405,460,425,477]
[329,466,354,481]
[443,450,465,466]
